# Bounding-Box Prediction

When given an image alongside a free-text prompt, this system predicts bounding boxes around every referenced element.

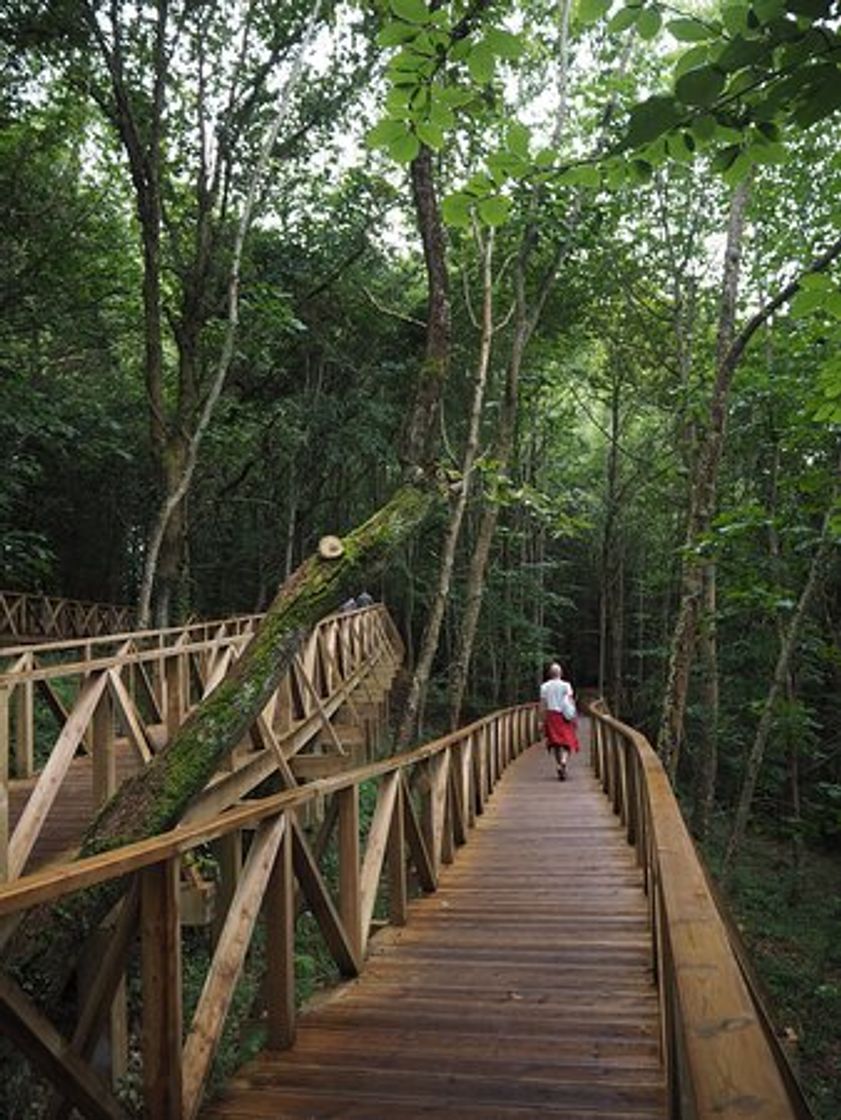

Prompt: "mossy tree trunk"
[2,481,437,1007]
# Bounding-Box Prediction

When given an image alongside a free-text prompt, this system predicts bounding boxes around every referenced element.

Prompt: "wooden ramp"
[203,731,666,1119]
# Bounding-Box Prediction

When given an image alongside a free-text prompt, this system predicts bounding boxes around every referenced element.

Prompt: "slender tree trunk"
[398,229,496,746]
[655,178,751,778]
[722,519,835,875]
[692,561,719,840]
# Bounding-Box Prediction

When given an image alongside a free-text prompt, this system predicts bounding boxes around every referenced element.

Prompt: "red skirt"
[545,710,580,751]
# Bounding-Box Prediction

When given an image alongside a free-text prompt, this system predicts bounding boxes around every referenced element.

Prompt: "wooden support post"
[0,684,8,881]
[387,780,408,926]
[140,858,183,1120]
[265,819,296,1050]
[337,785,361,961]
[92,690,116,810]
[211,831,242,948]
[165,655,184,743]
[15,657,34,778]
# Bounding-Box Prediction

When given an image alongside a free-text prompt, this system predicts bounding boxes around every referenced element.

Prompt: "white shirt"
[540,678,572,712]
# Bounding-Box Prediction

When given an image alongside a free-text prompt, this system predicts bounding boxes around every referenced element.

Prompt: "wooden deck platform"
[202,733,666,1119]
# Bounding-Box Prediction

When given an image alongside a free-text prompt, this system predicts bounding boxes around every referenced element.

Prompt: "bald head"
[548,662,563,679]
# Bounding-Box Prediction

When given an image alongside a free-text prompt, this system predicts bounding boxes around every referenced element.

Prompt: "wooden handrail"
[587,700,813,1120]
[0,605,400,882]
[0,702,540,1120]
[0,590,137,644]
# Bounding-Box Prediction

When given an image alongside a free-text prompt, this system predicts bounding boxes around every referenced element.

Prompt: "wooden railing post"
[265,816,295,1050]
[337,785,361,960]
[141,858,183,1120]
[387,780,408,926]
[0,684,8,881]
[15,656,34,779]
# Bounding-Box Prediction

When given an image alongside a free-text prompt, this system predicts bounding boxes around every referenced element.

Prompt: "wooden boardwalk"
[203,732,666,1119]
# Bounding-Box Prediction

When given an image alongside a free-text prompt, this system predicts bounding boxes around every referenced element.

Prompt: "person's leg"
[558,747,569,779]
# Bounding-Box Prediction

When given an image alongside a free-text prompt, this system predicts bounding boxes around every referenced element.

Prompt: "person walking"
[539,662,580,781]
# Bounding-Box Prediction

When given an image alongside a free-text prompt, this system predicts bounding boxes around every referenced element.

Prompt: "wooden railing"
[588,702,813,1120]
[0,605,401,882]
[0,702,538,1120]
[0,591,137,643]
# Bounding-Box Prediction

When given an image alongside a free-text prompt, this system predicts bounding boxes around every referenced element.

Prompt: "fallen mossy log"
[1,479,436,1009]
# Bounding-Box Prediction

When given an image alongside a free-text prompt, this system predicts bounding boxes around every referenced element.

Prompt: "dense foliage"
[2,0,841,1111]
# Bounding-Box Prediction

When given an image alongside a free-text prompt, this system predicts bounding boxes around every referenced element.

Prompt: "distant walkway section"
[204,731,665,1119]
[0,589,135,644]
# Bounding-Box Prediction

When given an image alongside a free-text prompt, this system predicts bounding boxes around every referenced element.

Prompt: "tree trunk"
[692,561,719,840]
[722,520,833,876]
[2,479,436,1006]
[655,178,751,779]
[398,229,495,746]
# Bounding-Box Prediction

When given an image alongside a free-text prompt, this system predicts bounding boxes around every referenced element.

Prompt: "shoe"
[557,765,567,781]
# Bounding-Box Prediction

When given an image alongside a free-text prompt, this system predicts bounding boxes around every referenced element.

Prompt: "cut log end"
[318,535,344,560]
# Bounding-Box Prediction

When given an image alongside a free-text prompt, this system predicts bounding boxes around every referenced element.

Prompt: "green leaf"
[563,164,601,187]
[388,130,421,163]
[800,273,835,293]
[636,7,662,38]
[794,73,841,128]
[609,6,640,32]
[428,98,456,130]
[711,143,741,172]
[535,147,556,167]
[442,192,473,227]
[385,87,412,113]
[790,287,830,316]
[721,4,749,35]
[389,0,430,25]
[578,0,611,26]
[467,43,495,83]
[365,118,409,149]
[691,112,718,142]
[438,86,474,107]
[628,158,654,183]
[754,0,785,21]
[722,150,752,184]
[377,21,419,46]
[674,44,710,79]
[464,172,494,196]
[666,131,694,162]
[506,122,531,158]
[477,195,512,226]
[625,95,684,146]
[605,158,628,188]
[717,35,770,71]
[484,27,524,59]
[786,0,831,16]
[668,17,716,40]
[675,64,726,106]
[747,139,787,163]
[416,121,444,149]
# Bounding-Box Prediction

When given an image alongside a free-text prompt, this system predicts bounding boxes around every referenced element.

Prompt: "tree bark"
[398,228,495,746]
[722,506,836,876]
[692,561,719,840]
[655,178,751,779]
[2,479,436,1006]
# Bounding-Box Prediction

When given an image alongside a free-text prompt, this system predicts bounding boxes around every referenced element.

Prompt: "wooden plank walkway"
[203,729,666,1119]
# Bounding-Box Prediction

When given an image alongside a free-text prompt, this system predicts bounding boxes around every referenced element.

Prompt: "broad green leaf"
[636,7,662,38]
[377,21,419,46]
[668,17,716,41]
[605,158,628,188]
[484,27,524,59]
[711,143,741,172]
[628,158,653,182]
[754,0,785,21]
[390,0,430,25]
[722,150,752,184]
[385,87,412,113]
[478,195,512,226]
[365,118,409,149]
[428,98,456,129]
[507,122,531,158]
[691,112,718,142]
[487,151,513,185]
[747,139,787,163]
[442,192,473,227]
[721,4,749,35]
[438,86,474,107]
[666,131,694,162]
[388,131,420,163]
[563,164,601,187]
[790,287,831,316]
[416,121,444,149]
[794,72,841,127]
[464,172,494,196]
[609,6,640,32]
[786,0,831,16]
[535,147,556,167]
[578,0,611,26]
[467,43,495,83]
[674,44,710,79]
[800,273,835,293]
[717,35,771,71]
[625,95,684,146]
[675,64,726,106]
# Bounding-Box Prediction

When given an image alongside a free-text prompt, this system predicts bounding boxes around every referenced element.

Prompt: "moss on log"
[2,480,436,1008]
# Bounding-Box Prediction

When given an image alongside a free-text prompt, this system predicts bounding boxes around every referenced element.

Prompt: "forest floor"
[712,829,841,1120]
